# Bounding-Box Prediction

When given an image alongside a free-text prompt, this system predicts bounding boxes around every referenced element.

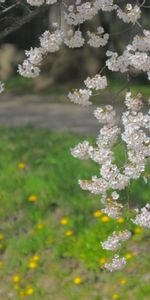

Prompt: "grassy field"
[0,128,149,300]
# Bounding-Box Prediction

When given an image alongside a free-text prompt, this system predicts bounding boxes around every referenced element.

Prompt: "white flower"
[101,230,131,251]
[68,89,92,106]
[64,2,96,26]
[87,26,109,48]
[102,202,123,219]
[18,60,40,78]
[79,176,109,194]
[96,125,120,148]
[94,105,116,124]
[46,0,57,4]
[125,92,143,111]
[64,30,85,48]
[132,204,150,229]
[103,255,127,272]
[26,0,44,6]
[94,0,115,12]
[111,191,119,200]
[84,74,107,90]
[40,30,64,53]
[0,81,5,94]
[25,47,43,65]
[88,147,113,164]
[117,4,141,24]
[132,30,150,52]
[71,141,90,160]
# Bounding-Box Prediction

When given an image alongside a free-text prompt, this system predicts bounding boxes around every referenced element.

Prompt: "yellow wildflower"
[0,234,5,241]
[31,255,40,262]
[101,216,110,222]
[93,210,103,217]
[26,287,34,295]
[12,274,21,283]
[119,278,127,285]
[99,258,107,265]
[60,218,69,225]
[117,217,125,224]
[28,261,37,269]
[36,223,45,229]
[125,253,133,260]
[112,294,119,299]
[65,230,73,237]
[28,194,38,203]
[134,227,143,234]
[74,276,82,285]
[18,162,26,170]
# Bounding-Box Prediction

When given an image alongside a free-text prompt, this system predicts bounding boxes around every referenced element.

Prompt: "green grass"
[0,128,149,300]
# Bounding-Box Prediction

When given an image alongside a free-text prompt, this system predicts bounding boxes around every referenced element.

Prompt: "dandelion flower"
[18,162,26,170]
[99,258,107,265]
[28,194,38,202]
[28,261,37,269]
[60,218,69,225]
[12,274,21,283]
[74,276,82,285]
[26,287,34,295]
[101,216,110,222]
[93,210,103,217]
[134,227,143,234]
[125,253,133,260]
[117,217,125,224]
[112,294,119,299]
[36,223,45,229]
[119,278,127,285]
[65,230,73,237]
[31,255,40,262]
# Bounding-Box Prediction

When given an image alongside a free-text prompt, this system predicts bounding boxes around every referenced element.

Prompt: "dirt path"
[0,94,122,134]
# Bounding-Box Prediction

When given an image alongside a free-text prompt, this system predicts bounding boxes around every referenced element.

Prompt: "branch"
[0,5,47,41]
[0,1,20,16]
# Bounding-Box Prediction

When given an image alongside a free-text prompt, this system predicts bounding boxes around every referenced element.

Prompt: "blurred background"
[0,2,150,300]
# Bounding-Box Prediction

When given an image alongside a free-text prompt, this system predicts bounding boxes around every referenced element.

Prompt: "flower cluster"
[71,89,149,240]
[26,0,57,6]
[68,89,92,106]
[132,204,150,229]
[102,200,123,219]
[18,27,64,78]
[117,4,141,24]
[84,74,107,90]
[64,30,85,48]
[40,29,64,53]
[101,230,131,251]
[103,255,127,272]
[64,1,96,26]
[0,81,5,93]
[87,26,109,48]
[71,140,90,160]
[106,29,150,77]
[68,74,107,106]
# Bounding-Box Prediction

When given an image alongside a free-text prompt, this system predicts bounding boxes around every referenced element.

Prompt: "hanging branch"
[0,5,47,41]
